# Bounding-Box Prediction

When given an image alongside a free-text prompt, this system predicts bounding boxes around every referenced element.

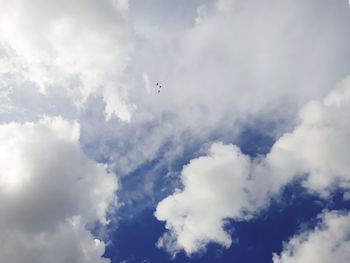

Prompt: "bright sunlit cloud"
[1,0,350,262]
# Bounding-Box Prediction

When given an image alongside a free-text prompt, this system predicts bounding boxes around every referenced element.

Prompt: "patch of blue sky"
[108,116,279,222]
[80,105,350,262]
[104,181,350,263]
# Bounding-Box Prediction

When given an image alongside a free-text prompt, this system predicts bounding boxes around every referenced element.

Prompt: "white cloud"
[0,0,134,121]
[273,211,350,263]
[267,76,350,195]
[2,0,350,177]
[1,0,349,261]
[155,76,350,255]
[86,0,350,176]
[155,143,252,255]
[0,117,118,263]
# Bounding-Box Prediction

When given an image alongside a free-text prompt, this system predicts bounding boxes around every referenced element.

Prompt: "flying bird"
[156,82,163,93]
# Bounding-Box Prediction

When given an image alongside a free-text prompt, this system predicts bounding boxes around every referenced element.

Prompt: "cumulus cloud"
[155,143,252,254]
[2,0,350,258]
[0,0,134,121]
[80,0,350,179]
[2,0,350,179]
[273,211,350,263]
[0,117,118,263]
[155,76,350,255]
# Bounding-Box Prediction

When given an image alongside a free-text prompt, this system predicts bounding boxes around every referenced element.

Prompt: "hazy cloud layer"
[0,117,117,263]
[1,0,350,261]
[0,0,134,121]
[81,0,350,179]
[2,0,350,179]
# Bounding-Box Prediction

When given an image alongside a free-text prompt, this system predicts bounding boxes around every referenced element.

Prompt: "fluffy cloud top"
[79,0,350,178]
[0,0,134,121]
[0,117,117,263]
[155,143,252,254]
[155,76,350,255]
[273,211,350,263]
[2,0,350,124]
[1,0,350,183]
[1,0,350,260]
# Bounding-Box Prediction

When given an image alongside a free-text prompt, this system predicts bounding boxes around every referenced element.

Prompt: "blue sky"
[1,0,350,263]
[104,125,350,263]
[105,189,350,263]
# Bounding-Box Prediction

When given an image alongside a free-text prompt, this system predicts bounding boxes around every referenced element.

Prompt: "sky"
[1,0,350,262]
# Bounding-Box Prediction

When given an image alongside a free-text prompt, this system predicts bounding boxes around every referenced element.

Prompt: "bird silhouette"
[156,82,163,93]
